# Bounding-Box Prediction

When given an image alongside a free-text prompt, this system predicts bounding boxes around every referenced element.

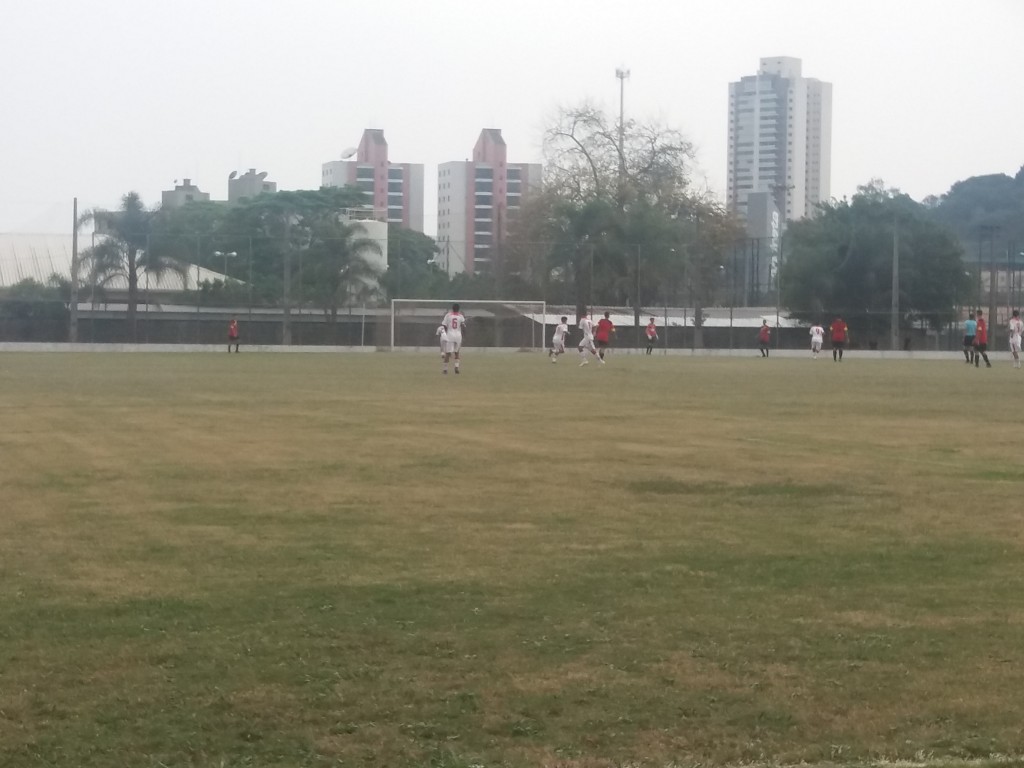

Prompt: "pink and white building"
[321,129,425,233]
[436,129,542,276]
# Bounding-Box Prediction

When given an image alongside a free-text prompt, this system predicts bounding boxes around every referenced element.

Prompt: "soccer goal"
[390,299,547,351]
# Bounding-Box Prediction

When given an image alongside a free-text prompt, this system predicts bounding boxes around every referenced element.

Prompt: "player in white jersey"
[439,303,467,374]
[578,310,597,366]
[1009,309,1023,369]
[549,316,569,362]
[436,324,448,356]
[809,323,825,358]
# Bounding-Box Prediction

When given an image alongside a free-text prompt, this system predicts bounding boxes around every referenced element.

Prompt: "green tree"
[214,187,367,298]
[82,192,188,341]
[781,181,968,339]
[930,166,1024,266]
[508,103,735,344]
[380,225,449,299]
[299,215,383,326]
[0,276,70,341]
[206,187,367,342]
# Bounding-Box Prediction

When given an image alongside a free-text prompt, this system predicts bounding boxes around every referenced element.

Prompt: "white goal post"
[390,299,547,351]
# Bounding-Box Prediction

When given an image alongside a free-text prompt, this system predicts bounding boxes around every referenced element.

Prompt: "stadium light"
[213,250,238,277]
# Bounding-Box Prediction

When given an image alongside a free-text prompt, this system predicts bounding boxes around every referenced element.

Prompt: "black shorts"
[963,336,975,347]
[597,340,609,348]
[975,342,987,353]
[832,340,845,349]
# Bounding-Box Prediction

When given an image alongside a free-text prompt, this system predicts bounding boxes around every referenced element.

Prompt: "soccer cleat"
[455,368,460,374]
[598,357,605,364]
[551,357,557,363]
[579,359,588,366]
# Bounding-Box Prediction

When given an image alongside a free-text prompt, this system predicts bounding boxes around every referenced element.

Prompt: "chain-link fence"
[1,232,1015,350]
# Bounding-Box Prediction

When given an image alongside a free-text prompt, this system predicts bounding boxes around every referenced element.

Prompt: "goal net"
[390,299,547,351]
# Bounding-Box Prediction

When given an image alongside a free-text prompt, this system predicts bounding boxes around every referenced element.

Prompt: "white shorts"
[1011,336,1021,353]
[579,337,595,352]
[811,340,822,352]
[552,340,565,353]
[444,335,462,354]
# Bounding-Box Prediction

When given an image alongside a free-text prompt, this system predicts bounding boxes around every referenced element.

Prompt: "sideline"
[0,342,1006,361]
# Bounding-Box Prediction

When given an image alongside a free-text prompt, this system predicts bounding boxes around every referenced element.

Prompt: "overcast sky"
[2,0,1021,235]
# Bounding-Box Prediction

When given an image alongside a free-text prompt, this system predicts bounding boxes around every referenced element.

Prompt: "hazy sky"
[2,0,1021,235]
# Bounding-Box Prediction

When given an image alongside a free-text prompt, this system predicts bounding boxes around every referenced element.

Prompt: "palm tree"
[81,192,187,341]
[300,217,384,330]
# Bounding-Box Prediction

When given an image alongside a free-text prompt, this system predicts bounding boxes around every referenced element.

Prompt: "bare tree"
[543,103,696,210]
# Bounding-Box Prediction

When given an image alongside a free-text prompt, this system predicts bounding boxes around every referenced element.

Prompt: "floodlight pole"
[70,197,79,343]
[615,67,630,201]
[891,217,900,351]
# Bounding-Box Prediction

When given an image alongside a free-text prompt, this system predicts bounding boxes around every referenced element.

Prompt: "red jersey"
[975,317,988,344]
[830,320,848,343]
[595,318,614,343]
[645,322,657,339]
[228,320,239,339]
[758,325,771,343]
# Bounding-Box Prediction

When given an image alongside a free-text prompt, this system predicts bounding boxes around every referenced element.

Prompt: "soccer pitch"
[1,352,1022,768]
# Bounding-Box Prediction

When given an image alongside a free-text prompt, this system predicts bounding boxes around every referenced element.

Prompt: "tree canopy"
[504,103,740,340]
[781,181,968,335]
[929,166,1024,259]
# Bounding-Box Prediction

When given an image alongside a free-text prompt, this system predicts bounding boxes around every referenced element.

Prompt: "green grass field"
[1,351,1023,768]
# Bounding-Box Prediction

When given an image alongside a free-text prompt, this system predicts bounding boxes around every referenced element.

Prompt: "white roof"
[0,233,229,290]
[529,307,803,329]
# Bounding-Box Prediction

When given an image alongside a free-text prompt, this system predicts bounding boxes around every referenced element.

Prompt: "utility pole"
[634,244,641,348]
[978,224,1000,331]
[891,217,900,351]
[70,198,79,343]
[615,67,630,203]
[283,218,292,345]
[988,227,998,330]
[616,67,637,345]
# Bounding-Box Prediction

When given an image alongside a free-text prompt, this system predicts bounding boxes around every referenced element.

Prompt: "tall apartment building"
[727,57,832,226]
[436,129,542,276]
[321,129,425,233]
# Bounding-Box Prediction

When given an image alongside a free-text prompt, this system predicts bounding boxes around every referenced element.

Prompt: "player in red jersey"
[594,311,615,363]
[829,316,849,362]
[645,317,658,355]
[757,320,771,357]
[228,317,240,353]
[973,309,991,368]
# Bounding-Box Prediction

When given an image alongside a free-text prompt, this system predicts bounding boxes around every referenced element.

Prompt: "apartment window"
[356,166,374,180]
[388,181,403,193]
[507,168,521,180]
[474,167,493,179]
[388,195,403,207]
[474,195,492,206]
[388,167,403,179]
